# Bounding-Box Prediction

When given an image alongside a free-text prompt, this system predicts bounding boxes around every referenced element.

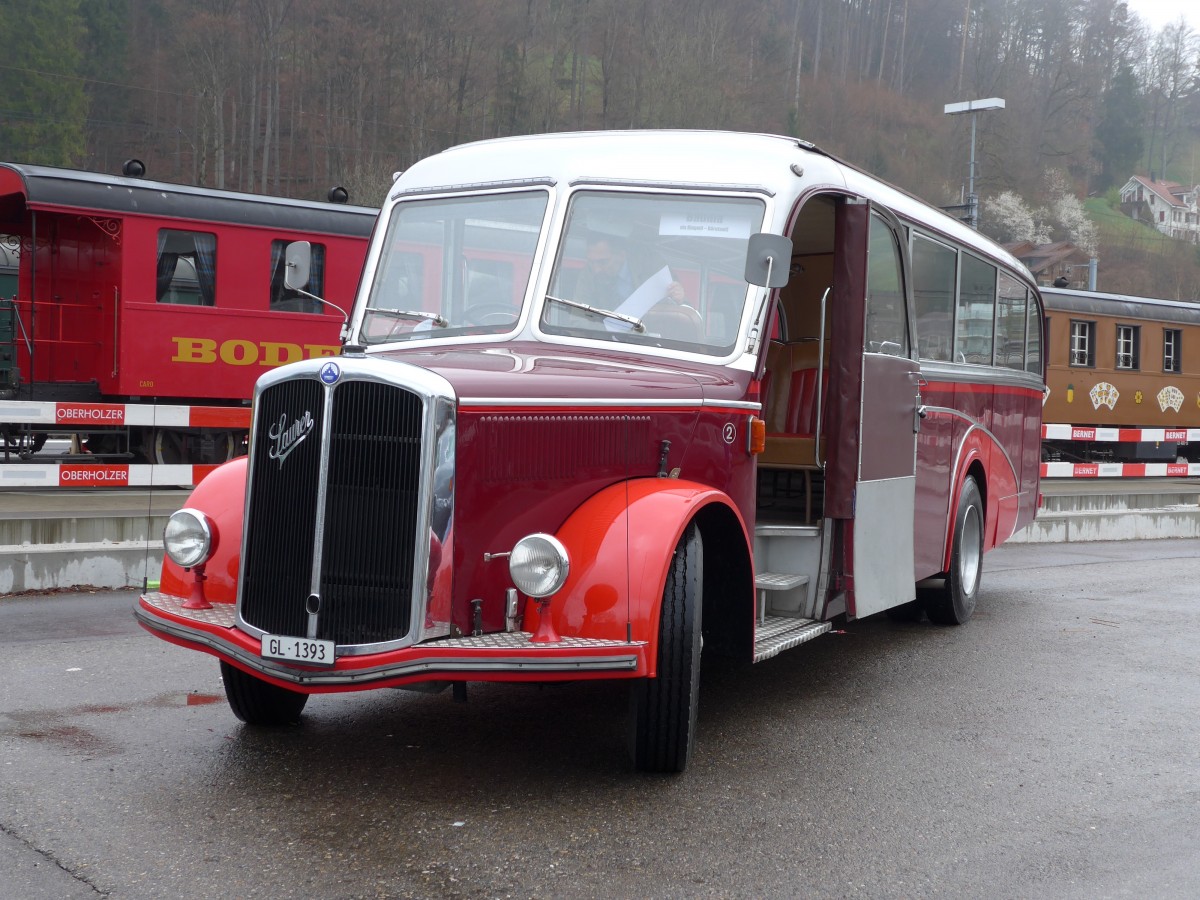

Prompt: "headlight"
[163,508,216,569]
[508,533,570,598]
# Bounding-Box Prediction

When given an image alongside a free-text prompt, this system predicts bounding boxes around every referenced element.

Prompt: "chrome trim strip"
[918,360,1044,391]
[458,397,761,411]
[568,176,775,196]
[307,382,336,639]
[390,176,556,200]
[135,606,642,687]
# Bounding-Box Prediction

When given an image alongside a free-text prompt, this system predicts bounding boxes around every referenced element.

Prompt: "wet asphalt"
[1,539,1198,899]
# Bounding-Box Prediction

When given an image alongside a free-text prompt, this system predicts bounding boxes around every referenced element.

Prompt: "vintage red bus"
[0,162,375,472]
[136,131,1044,772]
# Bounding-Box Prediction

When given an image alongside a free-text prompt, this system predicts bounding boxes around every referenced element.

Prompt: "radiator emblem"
[319,361,341,384]
[268,411,315,468]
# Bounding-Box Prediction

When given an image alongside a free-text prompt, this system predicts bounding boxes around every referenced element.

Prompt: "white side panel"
[852,475,916,617]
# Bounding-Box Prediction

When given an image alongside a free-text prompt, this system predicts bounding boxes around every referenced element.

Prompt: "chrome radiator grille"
[239,376,425,647]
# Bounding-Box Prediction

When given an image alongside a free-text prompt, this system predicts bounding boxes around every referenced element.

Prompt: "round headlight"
[509,533,570,598]
[163,508,215,569]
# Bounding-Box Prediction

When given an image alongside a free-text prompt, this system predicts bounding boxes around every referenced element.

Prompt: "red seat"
[784,367,828,436]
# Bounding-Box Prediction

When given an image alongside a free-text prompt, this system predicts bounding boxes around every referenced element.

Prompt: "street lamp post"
[943,97,1005,229]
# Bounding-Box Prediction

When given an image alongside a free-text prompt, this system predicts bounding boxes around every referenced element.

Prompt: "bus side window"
[270,240,326,313]
[157,229,216,306]
[912,234,956,361]
[1026,294,1043,374]
[864,215,909,356]
[956,254,996,364]
[996,272,1027,370]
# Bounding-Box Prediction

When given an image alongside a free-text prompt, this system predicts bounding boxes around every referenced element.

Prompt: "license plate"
[261,634,336,667]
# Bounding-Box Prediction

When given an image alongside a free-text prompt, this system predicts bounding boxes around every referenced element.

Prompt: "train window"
[864,214,909,356]
[1164,329,1182,373]
[270,240,326,313]
[911,234,955,361]
[157,229,216,305]
[955,254,995,364]
[1070,320,1095,367]
[995,273,1027,370]
[1116,324,1140,370]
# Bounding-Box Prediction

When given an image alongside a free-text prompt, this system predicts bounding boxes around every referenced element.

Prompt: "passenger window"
[912,234,955,361]
[956,254,996,364]
[156,230,216,305]
[270,240,326,313]
[1026,303,1042,374]
[864,214,909,356]
[995,273,1027,370]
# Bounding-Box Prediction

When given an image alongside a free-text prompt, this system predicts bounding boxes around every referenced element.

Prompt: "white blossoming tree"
[983,191,1052,245]
[982,171,1097,258]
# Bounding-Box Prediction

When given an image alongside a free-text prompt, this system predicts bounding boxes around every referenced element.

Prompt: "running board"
[753,615,831,663]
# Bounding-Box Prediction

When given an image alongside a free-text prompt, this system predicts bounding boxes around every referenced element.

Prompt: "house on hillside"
[1119,175,1200,244]
[1004,240,1093,288]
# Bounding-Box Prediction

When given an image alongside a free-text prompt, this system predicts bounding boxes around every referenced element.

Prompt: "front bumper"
[136,592,647,691]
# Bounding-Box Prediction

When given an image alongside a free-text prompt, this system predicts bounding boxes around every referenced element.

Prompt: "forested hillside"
[2,0,1198,292]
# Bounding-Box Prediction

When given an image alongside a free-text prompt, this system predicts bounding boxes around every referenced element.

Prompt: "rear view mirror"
[284,241,312,291]
[744,233,794,288]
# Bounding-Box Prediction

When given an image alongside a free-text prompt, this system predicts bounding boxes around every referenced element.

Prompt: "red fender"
[159,456,248,603]
[944,425,1020,571]
[531,478,748,673]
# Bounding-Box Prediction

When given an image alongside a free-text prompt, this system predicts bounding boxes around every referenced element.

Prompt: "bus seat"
[760,339,826,469]
[763,339,821,433]
[784,366,828,436]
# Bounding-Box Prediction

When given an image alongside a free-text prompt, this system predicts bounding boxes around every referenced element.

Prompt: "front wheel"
[925,476,984,626]
[220,661,308,725]
[629,523,703,773]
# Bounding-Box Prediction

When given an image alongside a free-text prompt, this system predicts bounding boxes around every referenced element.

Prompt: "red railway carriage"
[0,162,375,463]
[1041,286,1200,466]
[136,131,1044,773]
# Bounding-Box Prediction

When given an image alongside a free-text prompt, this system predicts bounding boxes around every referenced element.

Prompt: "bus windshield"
[542,192,765,355]
[359,190,547,344]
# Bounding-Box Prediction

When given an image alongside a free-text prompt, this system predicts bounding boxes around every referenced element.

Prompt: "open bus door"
[825,199,920,618]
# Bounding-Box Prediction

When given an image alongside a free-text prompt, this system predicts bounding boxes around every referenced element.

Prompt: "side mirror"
[284,241,312,291]
[744,233,794,288]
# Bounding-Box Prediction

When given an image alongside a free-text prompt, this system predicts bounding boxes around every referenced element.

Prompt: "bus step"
[755,571,809,622]
[753,615,831,663]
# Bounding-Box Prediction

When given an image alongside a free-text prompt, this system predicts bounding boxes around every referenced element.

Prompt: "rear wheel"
[629,524,703,773]
[220,661,308,725]
[925,476,983,626]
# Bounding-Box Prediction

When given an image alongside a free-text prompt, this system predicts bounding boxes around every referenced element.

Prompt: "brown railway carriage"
[1041,286,1200,462]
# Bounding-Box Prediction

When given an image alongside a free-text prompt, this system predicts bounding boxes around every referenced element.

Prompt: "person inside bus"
[574,233,686,309]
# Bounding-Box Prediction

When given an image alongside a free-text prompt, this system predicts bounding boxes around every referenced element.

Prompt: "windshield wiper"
[545,294,645,332]
[367,307,448,328]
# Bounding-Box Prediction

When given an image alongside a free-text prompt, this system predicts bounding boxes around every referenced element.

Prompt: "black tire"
[220,661,309,725]
[925,476,984,626]
[629,524,703,773]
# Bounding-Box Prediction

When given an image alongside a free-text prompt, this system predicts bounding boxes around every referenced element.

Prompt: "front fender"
[160,456,248,603]
[535,478,747,671]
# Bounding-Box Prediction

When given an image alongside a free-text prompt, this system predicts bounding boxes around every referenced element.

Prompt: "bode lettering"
[268,411,315,467]
[171,337,340,366]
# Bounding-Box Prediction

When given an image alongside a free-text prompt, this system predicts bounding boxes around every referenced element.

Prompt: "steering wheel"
[462,304,519,326]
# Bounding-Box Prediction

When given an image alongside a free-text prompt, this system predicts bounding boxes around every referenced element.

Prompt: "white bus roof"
[392,130,1028,278]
